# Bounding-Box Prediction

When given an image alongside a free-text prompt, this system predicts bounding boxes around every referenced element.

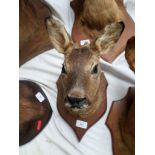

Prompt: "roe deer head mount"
[46,17,124,118]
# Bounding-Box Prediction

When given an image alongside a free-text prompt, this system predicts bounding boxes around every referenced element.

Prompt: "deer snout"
[67,96,86,108]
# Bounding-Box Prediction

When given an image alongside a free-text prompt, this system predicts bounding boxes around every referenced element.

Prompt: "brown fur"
[19,0,53,66]
[81,0,124,33]
[46,17,123,118]
[61,48,103,118]
[107,88,135,155]
[71,0,124,38]
[46,18,74,54]
[19,83,46,135]
[125,37,135,72]
[118,88,135,155]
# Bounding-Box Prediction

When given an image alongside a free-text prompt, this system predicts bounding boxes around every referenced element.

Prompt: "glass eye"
[91,64,98,74]
[61,64,67,74]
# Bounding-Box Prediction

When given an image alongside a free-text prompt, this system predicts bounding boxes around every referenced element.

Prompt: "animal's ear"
[46,17,73,54]
[90,22,124,55]
[125,36,135,72]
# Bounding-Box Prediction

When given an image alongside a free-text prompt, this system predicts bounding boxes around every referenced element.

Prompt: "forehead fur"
[66,47,99,64]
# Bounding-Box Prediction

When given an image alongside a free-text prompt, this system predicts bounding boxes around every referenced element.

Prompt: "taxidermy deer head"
[46,17,124,118]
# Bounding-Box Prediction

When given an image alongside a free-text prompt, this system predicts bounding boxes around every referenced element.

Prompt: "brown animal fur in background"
[19,83,46,136]
[71,0,124,39]
[119,90,135,155]
[19,0,53,66]
[125,37,135,72]
[107,87,135,155]
[81,0,124,31]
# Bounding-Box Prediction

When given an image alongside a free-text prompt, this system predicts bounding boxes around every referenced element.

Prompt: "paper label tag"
[76,120,88,129]
[80,39,90,46]
[35,92,45,103]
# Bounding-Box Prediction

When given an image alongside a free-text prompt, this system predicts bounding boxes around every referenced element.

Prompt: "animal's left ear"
[46,17,73,55]
[90,22,124,55]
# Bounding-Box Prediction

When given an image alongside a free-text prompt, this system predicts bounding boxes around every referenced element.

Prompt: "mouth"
[64,100,89,111]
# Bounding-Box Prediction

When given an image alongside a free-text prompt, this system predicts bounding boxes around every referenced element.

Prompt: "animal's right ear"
[125,36,135,72]
[90,22,124,56]
[46,17,73,54]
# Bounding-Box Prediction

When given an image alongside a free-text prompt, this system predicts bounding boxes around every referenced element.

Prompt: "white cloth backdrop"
[19,0,135,155]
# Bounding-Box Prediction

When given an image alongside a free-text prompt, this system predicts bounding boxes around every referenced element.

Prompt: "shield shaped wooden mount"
[106,87,135,155]
[57,73,108,141]
[19,80,52,146]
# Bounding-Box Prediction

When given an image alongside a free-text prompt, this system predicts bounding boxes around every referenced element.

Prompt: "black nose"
[67,96,86,108]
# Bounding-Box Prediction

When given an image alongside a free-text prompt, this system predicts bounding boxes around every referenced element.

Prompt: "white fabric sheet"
[124,0,135,21]
[19,0,135,155]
